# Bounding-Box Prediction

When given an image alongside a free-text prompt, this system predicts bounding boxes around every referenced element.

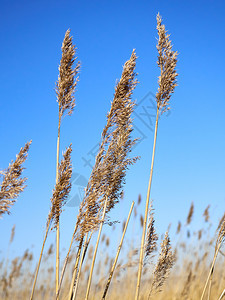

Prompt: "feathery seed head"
[50,145,72,229]
[145,202,158,261]
[203,205,210,222]
[186,202,194,225]
[217,215,225,247]
[56,29,80,118]
[151,231,175,294]
[156,13,178,114]
[0,141,32,217]
[76,50,138,240]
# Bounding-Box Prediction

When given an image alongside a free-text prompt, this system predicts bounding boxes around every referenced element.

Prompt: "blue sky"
[0,0,225,262]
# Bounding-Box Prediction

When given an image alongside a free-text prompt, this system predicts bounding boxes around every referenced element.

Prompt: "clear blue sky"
[0,0,225,261]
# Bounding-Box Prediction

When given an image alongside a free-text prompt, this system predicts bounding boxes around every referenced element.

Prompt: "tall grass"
[1,13,223,300]
[135,13,178,300]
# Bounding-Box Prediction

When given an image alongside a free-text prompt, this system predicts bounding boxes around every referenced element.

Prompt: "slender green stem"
[135,107,159,300]
[85,196,108,300]
[102,201,134,300]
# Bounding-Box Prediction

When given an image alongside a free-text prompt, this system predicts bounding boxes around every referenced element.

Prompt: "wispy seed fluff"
[156,13,178,114]
[0,141,32,217]
[56,29,80,117]
[150,231,175,294]
[76,50,138,240]
[145,203,158,261]
[50,145,72,229]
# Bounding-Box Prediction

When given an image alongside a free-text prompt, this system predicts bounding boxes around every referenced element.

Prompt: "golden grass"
[1,13,223,300]
[1,203,225,300]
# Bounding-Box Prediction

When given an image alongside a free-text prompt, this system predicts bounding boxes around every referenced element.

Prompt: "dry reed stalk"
[57,222,94,299]
[54,29,80,298]
[148,231,175,299]
[218,288,225,300]
[0,141,31,217]
[67,238,83,300]
[56,223,79,298]
[72,233,89,300]
[201,217,225,300]
[85,196,108,300]
[30,146,72,300]
[101,201,134,300]
[84,50,138,300]
[135,13,178,300]
[208,275,213,300]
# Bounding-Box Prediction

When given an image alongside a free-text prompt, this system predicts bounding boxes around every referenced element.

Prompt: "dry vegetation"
[1,14,224,300]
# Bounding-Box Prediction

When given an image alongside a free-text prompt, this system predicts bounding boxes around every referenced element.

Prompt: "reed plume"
[61,50,138,300]
[135,13,178,300]
[186,202,194,225]
[76,50,138,241]
[145,203,158,261]
[30,29,79,297]
[58,51,138,299]
[155,13,178,113]
[83,50,138,300]
[0,141,31,217]
[203,205,210,222]
[148,231,175,299]
[30,145,73,300]
[49,145,73,229]
[56,29,80,118]
[54,29,80,297]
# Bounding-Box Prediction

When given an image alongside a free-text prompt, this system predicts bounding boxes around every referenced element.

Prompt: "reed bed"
[0,13,224,300]
[1,202,225,300]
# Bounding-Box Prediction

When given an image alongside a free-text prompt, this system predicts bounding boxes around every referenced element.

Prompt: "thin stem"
[218,288,225,300]
[30,219,51,300]
[55,115,61,299]
[72,233,89,300]
[102,201,134,300]
[56,223,78,299]
[208,267,214,300]
[85,196,108,300]
[201,243,221,300]
[135,107,159,300]
[68,238,83,300]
